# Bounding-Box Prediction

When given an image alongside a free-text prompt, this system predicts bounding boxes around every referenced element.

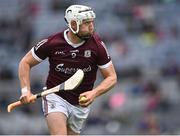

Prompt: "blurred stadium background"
[0,0,180,134]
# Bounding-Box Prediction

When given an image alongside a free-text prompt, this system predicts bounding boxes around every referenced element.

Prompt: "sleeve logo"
[34,39,48,50]
[101,41,110,59]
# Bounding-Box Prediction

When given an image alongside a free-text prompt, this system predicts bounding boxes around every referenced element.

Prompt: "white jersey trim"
[31,47,43,62]
[98,61,112,69]
[64,29,85,48]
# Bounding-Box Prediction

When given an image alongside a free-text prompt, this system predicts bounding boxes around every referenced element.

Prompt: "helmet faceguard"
[64,5,96,34]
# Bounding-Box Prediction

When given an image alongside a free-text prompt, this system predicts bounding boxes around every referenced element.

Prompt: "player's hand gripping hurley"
[7,69,84,112]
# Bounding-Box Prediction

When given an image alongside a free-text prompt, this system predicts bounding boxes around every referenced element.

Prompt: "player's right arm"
[19,51,40,104]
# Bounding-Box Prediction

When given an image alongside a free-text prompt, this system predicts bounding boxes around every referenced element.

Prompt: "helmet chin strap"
[69,21,91,40]
[69,20,80,34]
[69,21,92,40]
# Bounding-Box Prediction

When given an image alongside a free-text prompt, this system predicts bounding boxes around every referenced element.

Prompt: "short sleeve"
[31,39,49,62]
[96,39,112,69]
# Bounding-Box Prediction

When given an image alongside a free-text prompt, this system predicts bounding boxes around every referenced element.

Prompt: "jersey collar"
[64,29,85,48]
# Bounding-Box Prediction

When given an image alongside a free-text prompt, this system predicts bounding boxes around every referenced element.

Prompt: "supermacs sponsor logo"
[55,63,91,74]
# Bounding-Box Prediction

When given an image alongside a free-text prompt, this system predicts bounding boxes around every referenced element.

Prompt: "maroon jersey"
[31,29,111,105]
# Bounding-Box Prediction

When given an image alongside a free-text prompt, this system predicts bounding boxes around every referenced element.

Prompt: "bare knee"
[46,112,68,135]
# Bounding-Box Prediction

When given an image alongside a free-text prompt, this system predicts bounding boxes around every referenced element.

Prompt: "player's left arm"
[95,63,117,95]
[79,63,117,107]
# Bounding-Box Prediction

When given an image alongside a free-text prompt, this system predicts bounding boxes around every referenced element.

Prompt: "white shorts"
[42,93,90,134]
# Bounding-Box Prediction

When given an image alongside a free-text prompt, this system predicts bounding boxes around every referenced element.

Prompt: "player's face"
[78,18,95,40]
